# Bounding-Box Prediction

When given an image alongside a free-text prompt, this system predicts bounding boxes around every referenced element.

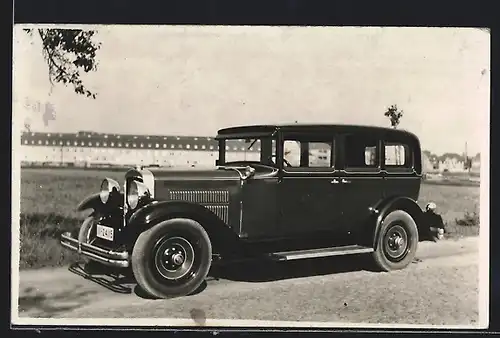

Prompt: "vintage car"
[60,124,434,299]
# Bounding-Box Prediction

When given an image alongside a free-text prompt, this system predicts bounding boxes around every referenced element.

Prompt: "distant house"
[471,153,481,173]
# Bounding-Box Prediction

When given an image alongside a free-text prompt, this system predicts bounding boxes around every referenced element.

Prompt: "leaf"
[26,28,101,98]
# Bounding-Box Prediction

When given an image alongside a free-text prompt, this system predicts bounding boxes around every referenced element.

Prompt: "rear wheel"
[372,210,419,271]
[131,218,212,299]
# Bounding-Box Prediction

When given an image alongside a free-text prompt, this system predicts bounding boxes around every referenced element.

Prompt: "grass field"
[17,168,481,270]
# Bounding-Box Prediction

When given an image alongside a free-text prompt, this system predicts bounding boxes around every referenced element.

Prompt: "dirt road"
[15,237,482,327]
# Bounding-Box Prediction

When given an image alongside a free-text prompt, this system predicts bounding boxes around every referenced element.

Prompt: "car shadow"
[209,253,380,283]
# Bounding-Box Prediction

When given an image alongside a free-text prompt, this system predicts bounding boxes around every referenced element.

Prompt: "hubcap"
[154,236,195,280]
[384,224,409,261]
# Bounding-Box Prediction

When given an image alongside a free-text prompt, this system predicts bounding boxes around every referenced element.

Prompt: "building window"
[88,135,91,138]
[202,145,206,150]
[103,142,107,147]
[38,140,42,145]
[226,146,229,151]
[125,143,129,147]
[111,142,115,146]
[47,133,51,137]
[156,143,159,148]
[140,143,144,148]
[171,145,175,149]
[178,144,183,149]
[96,142,100,146]
[24,140,28,145]
[45,140,49,145]
[133,143,137,147]
[80,141,84,146]
[104,135,108,139]
[146,136,150,139]
[194,137,198,141]
[89,142,93,146]
[59,141,63,146]
[206,137,211,141]
[186,144,191,149]
[163,144,167,148]
[117,135,120,139]
[209,145,213,150]
[52,140,56,145]
[163,137,167,140]
[194,145,198,149]
[233,146,238,151]
[241,147,245,151]
[118,142,122,147]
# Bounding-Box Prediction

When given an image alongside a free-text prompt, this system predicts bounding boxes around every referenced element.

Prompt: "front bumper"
[60,232,130,268]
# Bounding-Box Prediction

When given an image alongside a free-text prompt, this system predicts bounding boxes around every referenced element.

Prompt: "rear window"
[385,142,411,167]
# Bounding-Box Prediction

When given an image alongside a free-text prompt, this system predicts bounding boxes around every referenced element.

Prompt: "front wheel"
[131,218,212,299]
[372,210,419,271]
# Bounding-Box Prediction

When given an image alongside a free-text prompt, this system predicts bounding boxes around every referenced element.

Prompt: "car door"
[382,137,421,201]
[336,133,385,237]
[277,133,345,237]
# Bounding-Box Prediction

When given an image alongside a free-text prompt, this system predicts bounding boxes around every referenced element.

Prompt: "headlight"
[127,180,151,209]
[100,178,121,204]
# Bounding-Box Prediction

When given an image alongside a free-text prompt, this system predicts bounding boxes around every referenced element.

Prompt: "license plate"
[96,224,114,241]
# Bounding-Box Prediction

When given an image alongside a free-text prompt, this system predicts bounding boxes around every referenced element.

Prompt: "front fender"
[76,192,124,212]
[76,192,102,212]
[124,200,241,254]
[372,196,425,248]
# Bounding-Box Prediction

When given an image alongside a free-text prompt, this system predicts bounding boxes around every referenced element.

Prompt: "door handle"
[341,178,351,184]
[331,178,339,184]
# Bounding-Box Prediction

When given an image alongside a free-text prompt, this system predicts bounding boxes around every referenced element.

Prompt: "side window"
[385,142,411,168]
[283,138,334,169]
[308,142,332,167]
[344,135,379,170]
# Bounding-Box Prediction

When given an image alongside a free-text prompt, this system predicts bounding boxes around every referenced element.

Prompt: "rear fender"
[124,200,241,255]
[372,196,425,249]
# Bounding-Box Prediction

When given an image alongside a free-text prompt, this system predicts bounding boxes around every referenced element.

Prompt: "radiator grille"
[169,190,230,204]
[205,205,229,223]
[168,189,230,223]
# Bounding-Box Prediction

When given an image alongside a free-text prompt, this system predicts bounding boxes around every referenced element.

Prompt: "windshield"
[218,137,277,167]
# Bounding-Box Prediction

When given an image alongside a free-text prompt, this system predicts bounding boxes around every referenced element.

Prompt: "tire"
[131,218,212,299]
[77,214,106,272]
[372,210,419,271]
[78,215,97,243]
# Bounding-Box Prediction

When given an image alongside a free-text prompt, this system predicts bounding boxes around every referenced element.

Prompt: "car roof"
[216,123,419,140]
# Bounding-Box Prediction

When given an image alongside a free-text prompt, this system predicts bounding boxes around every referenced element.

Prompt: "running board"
[269,245,374,261]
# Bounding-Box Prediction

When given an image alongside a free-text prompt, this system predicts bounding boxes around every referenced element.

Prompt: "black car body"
[61,124,433,298]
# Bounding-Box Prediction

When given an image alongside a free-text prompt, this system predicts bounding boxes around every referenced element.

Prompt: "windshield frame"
[216,133,279,168]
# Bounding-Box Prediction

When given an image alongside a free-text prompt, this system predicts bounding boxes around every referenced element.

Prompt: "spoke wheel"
[153,236,196,281]
[383,224,409,262]
[372,210,418,271]
[132,218,212,299]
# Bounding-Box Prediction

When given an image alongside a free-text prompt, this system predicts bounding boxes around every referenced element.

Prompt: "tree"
[384,104,404,129]
[384,104,405,164]
[23,28,101,99]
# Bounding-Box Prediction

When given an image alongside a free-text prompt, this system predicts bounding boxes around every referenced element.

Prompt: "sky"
[12,25,490,156]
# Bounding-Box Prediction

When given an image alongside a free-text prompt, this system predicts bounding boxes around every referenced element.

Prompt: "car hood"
[147,165,278,181]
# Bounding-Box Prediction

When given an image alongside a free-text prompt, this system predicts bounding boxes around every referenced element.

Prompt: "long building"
[20,131,266,168]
